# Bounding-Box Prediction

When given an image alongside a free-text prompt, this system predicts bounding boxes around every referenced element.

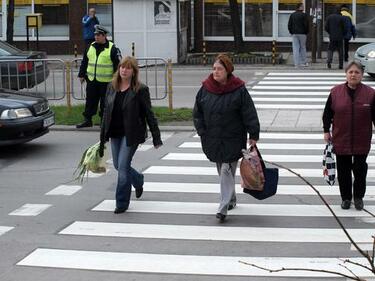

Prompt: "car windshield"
[0,41,21,56]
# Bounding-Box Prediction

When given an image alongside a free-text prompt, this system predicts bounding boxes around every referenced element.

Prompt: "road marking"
[130,182,375,197]
[267,72,346,76]
[92,200,375,218]
[253,97,326,102]
[162,152,375,163]
[0,226,14,236]
[138,144,153,151]
[193,132,322,139]
[250,91,329,96]
[256,104,324,109]
[180,142,326,150]
[253,85,334,90]
[143,165,375,178]
[258,81,375,86]
[18,248,371,277]
[45,185,82,196]
[264,77,345,80]
[9,204,51,216]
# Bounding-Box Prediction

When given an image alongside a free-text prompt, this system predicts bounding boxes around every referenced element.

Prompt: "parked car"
[0,41,49,90]
[0,89,54,146]
[354,43,375,78]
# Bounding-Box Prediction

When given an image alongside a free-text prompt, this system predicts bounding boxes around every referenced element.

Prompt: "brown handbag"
[240,145,265,191]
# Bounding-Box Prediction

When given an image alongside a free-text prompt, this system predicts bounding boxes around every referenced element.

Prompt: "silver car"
[354,43,375,78]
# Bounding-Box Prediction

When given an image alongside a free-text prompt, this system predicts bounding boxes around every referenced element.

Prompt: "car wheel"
[369,73,375,78]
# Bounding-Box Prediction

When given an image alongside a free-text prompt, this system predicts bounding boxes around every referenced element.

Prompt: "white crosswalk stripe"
[249,72,375,109]
[0,226,14,237]
[17,132,375,279]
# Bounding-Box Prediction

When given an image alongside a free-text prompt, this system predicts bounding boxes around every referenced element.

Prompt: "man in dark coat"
[288,3,309,68]
[341,5,357,62]
[325,6,347,69]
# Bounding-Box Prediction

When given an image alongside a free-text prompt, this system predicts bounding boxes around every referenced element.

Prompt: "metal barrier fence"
[0,57,170,107]
[68,57,169,101]
[0,59,66,100]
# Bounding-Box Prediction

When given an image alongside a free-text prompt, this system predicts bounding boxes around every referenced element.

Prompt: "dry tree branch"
[341,258,373,273]
[339,262,361,280]
[263,160,375,274]
[238,260,367,281]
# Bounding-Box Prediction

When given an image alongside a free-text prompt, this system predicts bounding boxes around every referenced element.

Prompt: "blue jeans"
[292,34,307,66]
[111,137,144,209]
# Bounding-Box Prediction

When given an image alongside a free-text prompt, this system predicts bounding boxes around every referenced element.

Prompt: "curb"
[51,125,323,133]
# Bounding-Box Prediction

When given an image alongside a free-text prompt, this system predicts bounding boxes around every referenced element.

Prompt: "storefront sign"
[154,1,171,25]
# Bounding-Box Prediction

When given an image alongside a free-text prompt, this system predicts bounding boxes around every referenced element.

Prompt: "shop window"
[87,0,112,35]
[35,2,69,37]
[204,0,241,37]
[13,0,69,37]
[356,0,375,38]
[245,2,272,37]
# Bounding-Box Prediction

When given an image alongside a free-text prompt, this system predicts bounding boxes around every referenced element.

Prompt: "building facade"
[1,0,374,56]
[0,0,112,54]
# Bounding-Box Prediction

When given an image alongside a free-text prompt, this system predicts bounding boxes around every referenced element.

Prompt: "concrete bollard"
[167,59,173,112]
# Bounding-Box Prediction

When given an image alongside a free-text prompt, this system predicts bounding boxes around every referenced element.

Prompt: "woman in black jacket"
[193,54,260,222]
[100,56,162,214]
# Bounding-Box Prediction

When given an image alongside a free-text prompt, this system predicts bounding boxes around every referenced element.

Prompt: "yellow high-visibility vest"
[86,41,114,82]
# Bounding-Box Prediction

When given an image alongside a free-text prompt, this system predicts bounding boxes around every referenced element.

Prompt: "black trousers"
[336,155,368,201]
[327,40,343,67]
[83,80,109,120]
[343,39,350,61]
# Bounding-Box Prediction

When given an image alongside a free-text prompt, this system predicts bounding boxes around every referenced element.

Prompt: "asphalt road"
[0,130,374,281]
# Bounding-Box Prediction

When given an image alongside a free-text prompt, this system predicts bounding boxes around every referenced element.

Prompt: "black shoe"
[354,198,364,210]
[344,59,348,62]
[228,202,236,210]
[341,200,351,210]
[216,213,226,222]
[327,63,331,69]
[339,65,343,69]
[76,120,93,128]
[135,187,143,199]
[114,207,127,214]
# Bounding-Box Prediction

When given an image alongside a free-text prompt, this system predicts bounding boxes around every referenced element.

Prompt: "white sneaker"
[301,63,309,67]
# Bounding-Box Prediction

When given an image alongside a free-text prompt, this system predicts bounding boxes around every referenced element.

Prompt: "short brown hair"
[111,56,140,92]
[345,61,364,74]
[214,53,234,76]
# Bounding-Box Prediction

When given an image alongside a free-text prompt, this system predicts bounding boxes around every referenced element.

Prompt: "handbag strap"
[250,144,266,171]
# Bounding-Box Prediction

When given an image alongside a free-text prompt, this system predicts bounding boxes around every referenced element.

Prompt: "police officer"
[76,25,121,128]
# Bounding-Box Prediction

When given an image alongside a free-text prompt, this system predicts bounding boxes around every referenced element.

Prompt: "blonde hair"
[111,56,140,92]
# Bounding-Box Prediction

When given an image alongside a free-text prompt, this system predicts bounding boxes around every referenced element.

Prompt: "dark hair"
[112,56,140,92]
[341,4,349,10]
[214,53,234,77]
[345,61,364,74]
[296,3,303,10]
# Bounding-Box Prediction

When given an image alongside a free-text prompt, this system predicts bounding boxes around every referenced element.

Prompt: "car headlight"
[0,108,33,119]
[368,51,375,58]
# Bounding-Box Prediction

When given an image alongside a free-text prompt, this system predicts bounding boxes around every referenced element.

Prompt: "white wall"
[113,0,178,62]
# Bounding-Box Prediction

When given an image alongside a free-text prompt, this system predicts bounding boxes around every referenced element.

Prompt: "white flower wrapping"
[74,142,107,182]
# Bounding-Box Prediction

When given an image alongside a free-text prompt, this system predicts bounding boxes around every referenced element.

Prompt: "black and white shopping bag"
[323,142,336,186]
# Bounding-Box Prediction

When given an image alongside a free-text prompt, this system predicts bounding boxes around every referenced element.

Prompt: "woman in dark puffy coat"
[193,54,260,222]
[323,61,375,211]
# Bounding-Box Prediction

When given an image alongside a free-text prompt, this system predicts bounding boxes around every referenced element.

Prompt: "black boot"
[76,119,93,128]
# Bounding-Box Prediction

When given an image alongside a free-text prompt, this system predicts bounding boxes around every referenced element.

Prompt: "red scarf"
[202,73,245,95]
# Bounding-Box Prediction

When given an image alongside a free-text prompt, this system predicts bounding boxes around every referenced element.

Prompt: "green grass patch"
[51,105,193,125]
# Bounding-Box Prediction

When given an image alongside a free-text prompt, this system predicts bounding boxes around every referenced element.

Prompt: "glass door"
[275,0,305,41]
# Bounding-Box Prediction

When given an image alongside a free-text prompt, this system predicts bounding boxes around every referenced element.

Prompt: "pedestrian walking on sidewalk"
[82,8,99,47]
[323,61,375,211]
[99,56,163,214]
[76,25,121,128]
[341,4,356,62]
[193,54,260,222]
[325,6,347,69]
[288,3,309,68]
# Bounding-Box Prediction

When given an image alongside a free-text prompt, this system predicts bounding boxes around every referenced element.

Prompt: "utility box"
[26,13,43,29]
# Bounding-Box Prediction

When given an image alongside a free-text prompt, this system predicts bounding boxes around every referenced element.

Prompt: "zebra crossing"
[250,72,375,109]
[15,131,375,280]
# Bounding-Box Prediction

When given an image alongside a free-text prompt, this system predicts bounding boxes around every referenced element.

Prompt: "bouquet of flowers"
[74,142,107,183]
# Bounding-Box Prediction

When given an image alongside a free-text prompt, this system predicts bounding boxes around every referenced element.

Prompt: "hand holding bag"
[242,145,279,200]
[323,142,336,186]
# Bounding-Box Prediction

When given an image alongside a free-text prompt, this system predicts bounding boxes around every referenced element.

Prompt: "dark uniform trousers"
[83,79,109,120]
[336,154,368,201]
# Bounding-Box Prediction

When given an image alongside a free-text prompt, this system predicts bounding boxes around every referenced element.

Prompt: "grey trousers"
[216,161,238,215]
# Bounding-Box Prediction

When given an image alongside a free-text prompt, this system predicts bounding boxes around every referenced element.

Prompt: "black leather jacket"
[100,83,162,147]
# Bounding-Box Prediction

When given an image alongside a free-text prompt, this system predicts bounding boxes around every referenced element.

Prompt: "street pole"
[311,0,317,63]
[316,0,323,59]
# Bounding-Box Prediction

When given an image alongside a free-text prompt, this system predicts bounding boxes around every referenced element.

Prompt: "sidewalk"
[51,51,345,133]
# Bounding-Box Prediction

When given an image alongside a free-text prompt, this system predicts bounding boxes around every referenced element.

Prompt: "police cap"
[94,25,109,35]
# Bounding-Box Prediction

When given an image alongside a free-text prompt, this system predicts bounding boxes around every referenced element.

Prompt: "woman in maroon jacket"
[323,61,375,210]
